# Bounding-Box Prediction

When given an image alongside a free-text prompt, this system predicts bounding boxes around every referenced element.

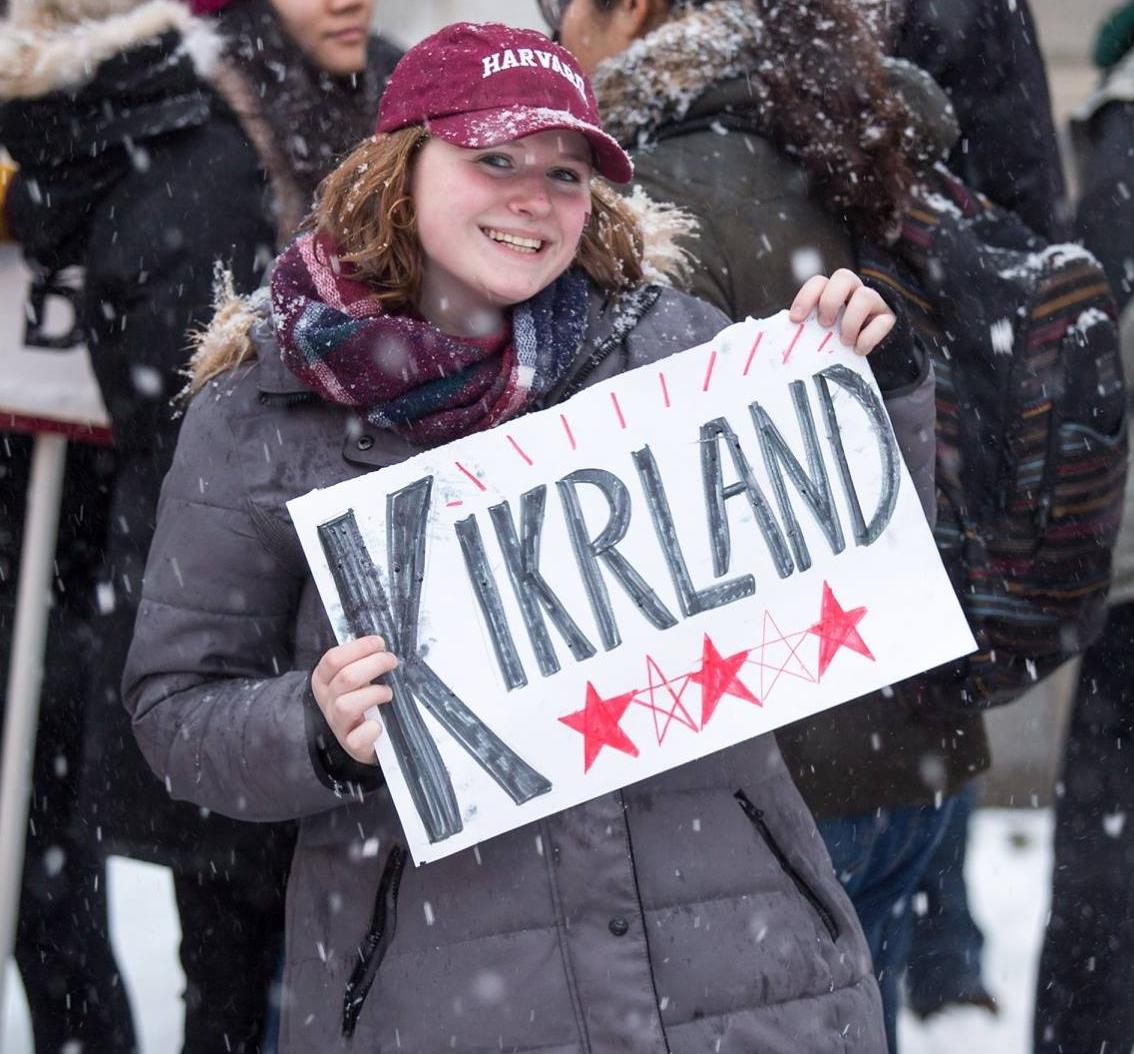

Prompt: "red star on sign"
[688,634,760,728]
[808,581,875,678]
[559,682,640,772]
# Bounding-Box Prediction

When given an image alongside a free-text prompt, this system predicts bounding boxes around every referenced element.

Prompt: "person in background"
[0,0,398,1047]
[121,20,933,1052]
[2,119,135,1054]
[869,0,1071,1021]
[1075,2,1134,311]
[548,1,980,1049]
[1033,12,1134,1050]
[857,0,1069,241]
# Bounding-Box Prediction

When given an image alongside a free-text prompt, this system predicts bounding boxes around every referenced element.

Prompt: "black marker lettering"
[454,515,526,691]
[749,380,845,571]
[318,482,551,845]
[489,488,596,677]
[812,365,901,545]
[699,417,794,580]
[632,444,755,616]
[557,468,678,651]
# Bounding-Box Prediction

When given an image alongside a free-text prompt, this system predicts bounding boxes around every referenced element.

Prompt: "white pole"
[0,431,67,1028]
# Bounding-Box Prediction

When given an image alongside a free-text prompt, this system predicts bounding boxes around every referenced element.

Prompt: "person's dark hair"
[747,0,929,244]
[580,0,931,244]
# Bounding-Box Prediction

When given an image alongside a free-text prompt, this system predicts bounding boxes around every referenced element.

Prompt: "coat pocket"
[342,843,407,1037]
[734,789,840,942]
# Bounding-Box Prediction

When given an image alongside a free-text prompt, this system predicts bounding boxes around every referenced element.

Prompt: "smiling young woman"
[125,21,916,1053]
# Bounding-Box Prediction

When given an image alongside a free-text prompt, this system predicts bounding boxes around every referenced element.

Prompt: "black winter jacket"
[884,0,1068,241]
[1,14,280,866]
[1074,47,1134,314]
[1,2,398,864]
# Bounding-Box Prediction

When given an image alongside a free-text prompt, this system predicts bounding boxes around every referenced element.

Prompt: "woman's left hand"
[789,268,895,356]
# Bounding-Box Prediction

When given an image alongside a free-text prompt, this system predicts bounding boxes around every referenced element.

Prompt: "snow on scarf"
[271,231,588,445]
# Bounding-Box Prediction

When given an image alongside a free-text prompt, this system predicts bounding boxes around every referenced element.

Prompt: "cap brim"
[426,106,633,184]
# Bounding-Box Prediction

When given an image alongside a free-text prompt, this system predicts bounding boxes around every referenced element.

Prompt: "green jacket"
[630,76,855,322]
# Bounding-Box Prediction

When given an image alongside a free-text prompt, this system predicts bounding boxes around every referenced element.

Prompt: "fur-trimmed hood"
[0,0,220,100]
[0,9,228,261]
[591,0,952,154]
[0,0,312,245]
[591,0,769,148]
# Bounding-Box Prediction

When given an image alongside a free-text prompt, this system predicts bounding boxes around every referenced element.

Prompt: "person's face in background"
[555,0,663,75]
[267,0,374,75]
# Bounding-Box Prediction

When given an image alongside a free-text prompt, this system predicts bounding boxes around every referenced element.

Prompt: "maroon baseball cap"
[376,22,633,184]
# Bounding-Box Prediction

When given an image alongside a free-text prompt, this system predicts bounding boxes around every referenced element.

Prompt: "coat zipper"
[621,797,674,1054]
[258,389,315,407]
[734,790,840,942]
[341,843,407,1038]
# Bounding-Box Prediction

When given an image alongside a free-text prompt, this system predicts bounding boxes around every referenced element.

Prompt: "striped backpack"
[859,165,1128,709]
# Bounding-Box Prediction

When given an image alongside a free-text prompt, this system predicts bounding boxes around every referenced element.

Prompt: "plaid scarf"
[271,232,589,445]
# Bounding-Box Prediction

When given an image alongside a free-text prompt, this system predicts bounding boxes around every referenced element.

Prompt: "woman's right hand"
[311,635,398,764]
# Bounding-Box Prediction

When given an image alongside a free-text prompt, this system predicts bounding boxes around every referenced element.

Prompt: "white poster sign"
[289,312,974,865]
[0,245,111,438]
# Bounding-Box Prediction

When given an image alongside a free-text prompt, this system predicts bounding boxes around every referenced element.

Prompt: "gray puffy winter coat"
[123,282,916,1052]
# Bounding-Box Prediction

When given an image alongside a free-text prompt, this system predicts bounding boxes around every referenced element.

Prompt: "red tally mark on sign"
[782,322,806,364]
[688,634,760,728]
[446,500,464,508]
[507,434,533,466]
[808,581,875,678]
[610,391,627,430]
[560,682,640,772]
[817,331,834,355]
[560,413,577,451]
[743,331,764,376]
[454,461,487,492]
[659,371,671,408]
[702,348,718,392]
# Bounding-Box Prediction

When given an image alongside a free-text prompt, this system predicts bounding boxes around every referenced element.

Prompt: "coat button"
[357,435,374,451]
[608,916,630,937]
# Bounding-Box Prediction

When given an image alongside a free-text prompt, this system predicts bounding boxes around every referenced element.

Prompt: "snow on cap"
[185,0,236,15]
[376,22,633,184]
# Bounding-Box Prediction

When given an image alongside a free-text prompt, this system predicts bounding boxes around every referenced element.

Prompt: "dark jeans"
[2,437,137,1052]
[4,435,289,1052]
[818,799,955,1054]
[1034,603,1134,1054]
[15,831,137,1053]
[906,780,987,1013]
[174,865,288,1054]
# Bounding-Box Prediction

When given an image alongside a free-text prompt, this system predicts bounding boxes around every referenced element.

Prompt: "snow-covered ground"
[4,807,1051,1053]
[898,806,1052,1054]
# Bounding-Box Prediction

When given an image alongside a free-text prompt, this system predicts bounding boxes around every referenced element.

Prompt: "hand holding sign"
[310,635,398,764]
[789,267,897,354]
[290,310,974,865]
